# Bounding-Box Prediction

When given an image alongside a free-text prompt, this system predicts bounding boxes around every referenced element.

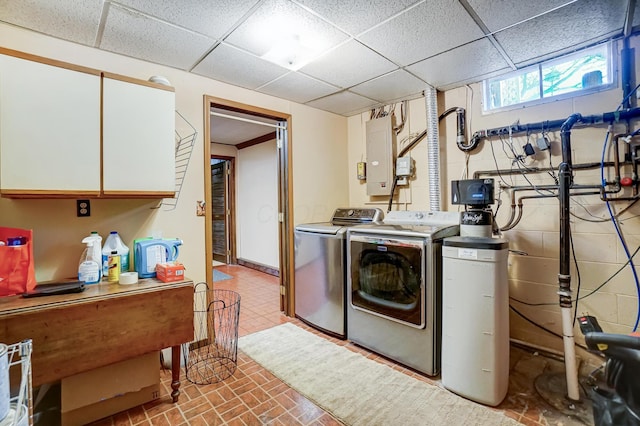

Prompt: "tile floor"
[91,265,595,426]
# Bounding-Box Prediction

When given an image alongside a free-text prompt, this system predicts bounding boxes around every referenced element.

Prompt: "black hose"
[387,177,399,213]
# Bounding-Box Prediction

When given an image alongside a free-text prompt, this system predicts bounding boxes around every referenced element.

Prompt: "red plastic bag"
[0,227,37,296]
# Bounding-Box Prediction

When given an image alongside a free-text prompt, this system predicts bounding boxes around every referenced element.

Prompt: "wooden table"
[0,279,194,402]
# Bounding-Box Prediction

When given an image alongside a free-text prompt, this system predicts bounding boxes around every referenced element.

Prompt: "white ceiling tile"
[407,38,509,89]
[305,91,378,116]
[115,0,260,39]
[350,70,426,102]
[0,0,102,45]
[299,40,397,88]
[465,0,573,33]
[224,0,348,58]
[495,0,625,66]
[192,43,289,90]
[257,72,340,104]
[358,0,485,66]
[100,4,215,70]
[294,0,420,35]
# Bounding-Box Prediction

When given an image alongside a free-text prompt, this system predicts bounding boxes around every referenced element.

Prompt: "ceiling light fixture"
[259,27,326,71]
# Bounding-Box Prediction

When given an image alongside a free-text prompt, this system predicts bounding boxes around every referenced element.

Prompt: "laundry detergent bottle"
[102,231,130,276]
[78,232,102,284]
[135,239,182,278]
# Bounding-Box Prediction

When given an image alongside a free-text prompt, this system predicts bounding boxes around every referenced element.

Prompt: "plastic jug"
[78,232,102,284]
[102,231,130,276]
[134,239,182,279]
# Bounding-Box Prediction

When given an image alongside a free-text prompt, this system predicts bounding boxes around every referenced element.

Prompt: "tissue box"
[155,262,185,282]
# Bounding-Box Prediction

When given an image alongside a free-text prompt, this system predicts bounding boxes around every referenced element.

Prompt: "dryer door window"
[349,235,425,328]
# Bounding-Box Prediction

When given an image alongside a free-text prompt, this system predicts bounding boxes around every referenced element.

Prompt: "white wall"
[0,23,350,285]
[348,36,640,354]
[291,103,350,224]
[236,139,279,269]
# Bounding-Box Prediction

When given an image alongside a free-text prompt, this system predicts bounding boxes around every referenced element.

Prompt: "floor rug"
[238,323,520,426]
[213,269,233,282]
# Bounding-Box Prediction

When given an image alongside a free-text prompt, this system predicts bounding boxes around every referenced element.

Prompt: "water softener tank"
[134,239,182,278]
[441,236,509,406]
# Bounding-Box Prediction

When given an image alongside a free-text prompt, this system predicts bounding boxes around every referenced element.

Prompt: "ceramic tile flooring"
[91,264,595,426]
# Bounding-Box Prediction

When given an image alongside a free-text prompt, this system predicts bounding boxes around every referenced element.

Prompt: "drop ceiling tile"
[0,0,102,45]
[299,40,397,89]
[350,70,426,102]
[465,0,572,33]
[257,72,340,104]
[224,0,348,58]
[115,0,260,39]
[294,0,421,35]
[495,0,625,66]
[407,38,510,88]
[358,0,484,66]
[305,91,378,116]
[192,43,289,90]
[101,4,215,70]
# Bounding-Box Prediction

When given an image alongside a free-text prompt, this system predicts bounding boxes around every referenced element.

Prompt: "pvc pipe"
[561,306,581,401]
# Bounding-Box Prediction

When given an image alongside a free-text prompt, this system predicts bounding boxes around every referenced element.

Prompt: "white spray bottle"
[79,232,102,284]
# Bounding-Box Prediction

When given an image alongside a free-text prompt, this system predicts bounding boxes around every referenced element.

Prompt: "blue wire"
[600,129,640,331]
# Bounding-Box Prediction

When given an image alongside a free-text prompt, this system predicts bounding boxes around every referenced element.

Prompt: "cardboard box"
[61,352,160,426]
[156,262,185,282]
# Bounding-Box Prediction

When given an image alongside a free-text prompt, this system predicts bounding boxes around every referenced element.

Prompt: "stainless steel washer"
[347,210,459,375]
[294,208,383,338]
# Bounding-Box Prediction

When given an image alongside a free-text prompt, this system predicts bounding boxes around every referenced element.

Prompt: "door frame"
[203,95,293,314]
[210,155,236,265]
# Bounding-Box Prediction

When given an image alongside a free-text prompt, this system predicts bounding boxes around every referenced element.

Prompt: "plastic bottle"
[107,250,121,282]
[102,231,130,276]
[79,232,102,284]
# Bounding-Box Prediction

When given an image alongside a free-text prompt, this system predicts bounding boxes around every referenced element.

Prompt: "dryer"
[347,210,459,375]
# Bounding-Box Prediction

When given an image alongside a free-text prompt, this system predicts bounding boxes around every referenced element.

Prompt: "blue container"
[134,239,182,279]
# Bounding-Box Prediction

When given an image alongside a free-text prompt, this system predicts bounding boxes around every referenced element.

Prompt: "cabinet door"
[102,76,175,196]
[0,53,101,195]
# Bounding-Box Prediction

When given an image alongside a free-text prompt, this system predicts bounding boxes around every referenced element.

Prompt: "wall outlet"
[77,200,90,217]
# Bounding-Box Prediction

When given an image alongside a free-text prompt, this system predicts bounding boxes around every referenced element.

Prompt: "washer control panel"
[332,208,383,224]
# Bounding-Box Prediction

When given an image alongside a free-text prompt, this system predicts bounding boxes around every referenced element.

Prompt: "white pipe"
[425,85,441,211]
[561,306,581,400]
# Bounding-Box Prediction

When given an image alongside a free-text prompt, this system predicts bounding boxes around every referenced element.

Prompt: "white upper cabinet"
[0,52,101,195]
[0,49,176,198]
[102,74,176,196]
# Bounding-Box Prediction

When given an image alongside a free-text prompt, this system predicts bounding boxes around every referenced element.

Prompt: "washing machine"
[294,208,383,338]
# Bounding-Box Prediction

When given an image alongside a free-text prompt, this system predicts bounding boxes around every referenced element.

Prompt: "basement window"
[483,42,614,112]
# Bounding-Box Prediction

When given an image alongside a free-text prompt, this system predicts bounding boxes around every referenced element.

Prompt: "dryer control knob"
[347,209,355,216]
[415,212,424,219]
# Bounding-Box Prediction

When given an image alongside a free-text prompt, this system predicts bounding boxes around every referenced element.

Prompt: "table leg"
[171,345,181,402]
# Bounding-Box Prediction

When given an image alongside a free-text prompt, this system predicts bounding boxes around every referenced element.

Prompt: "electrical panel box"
[396,156,412,177]
[366,115,396,196]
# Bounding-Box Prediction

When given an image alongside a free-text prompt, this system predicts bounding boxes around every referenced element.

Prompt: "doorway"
[204,96,293,314]
[211,157,234,265]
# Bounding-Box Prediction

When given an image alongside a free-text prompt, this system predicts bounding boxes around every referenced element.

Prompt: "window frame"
[482,42,616,114]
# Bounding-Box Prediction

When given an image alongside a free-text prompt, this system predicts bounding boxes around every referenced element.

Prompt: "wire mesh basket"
[185,285,241,384]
